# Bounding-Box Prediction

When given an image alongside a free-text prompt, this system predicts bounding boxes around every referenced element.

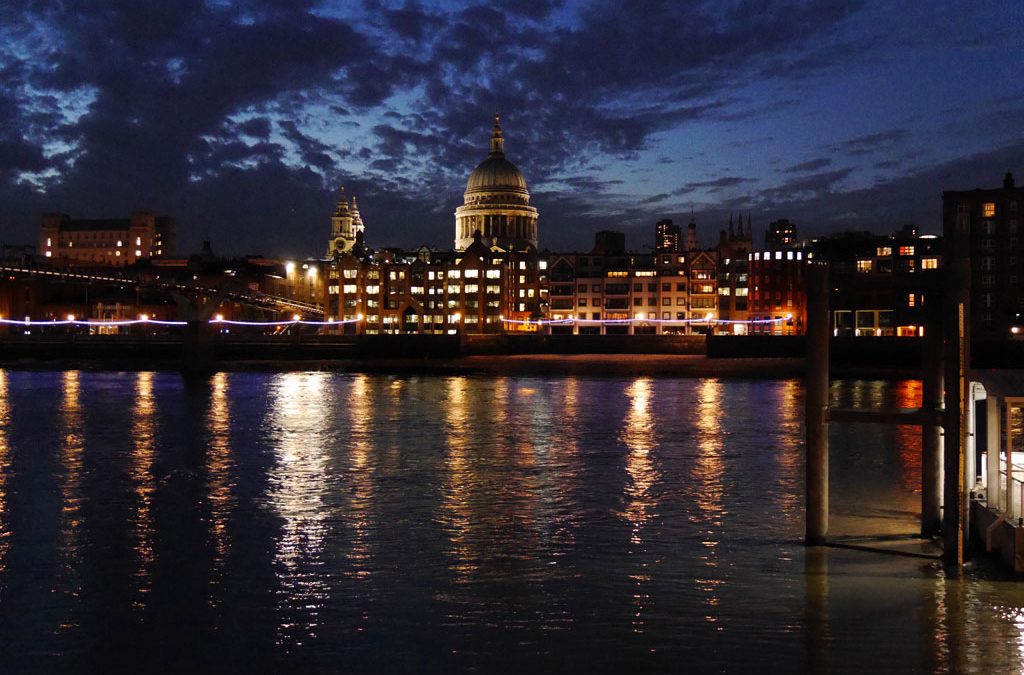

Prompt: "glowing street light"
[66,314,76,321]
[292,314,301,322]
[139,313,149,321]
[285,261,296,276]
[213,313,224,322]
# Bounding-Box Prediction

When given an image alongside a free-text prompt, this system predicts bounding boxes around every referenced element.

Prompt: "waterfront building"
[39,211,174,267]
[943,172,1024,342]
[320,116,547,334]
[546,227,730,336]
[717,216,753,332]
[812,225,942,337]
[749,219,806,335]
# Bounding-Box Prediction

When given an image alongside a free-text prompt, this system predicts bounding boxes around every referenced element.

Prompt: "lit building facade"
[717,217,752,332]
[812,226,942,337]
[320,116,547,334]
[749,218,807,336]
[655,219,681,252]
[39,212,174,267]
[943,172,1024,341]
[546,227,729,335]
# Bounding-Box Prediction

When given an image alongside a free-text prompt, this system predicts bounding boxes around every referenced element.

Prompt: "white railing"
[997,457,1024,523]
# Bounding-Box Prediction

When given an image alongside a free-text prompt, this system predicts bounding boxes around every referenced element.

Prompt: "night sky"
[1,1,1021,258]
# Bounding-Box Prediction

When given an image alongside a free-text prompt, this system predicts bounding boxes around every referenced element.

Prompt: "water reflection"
[0,370,9,570]
[774,380,803,522]
[206,372,234,600]
[693,378,726,628]
[345,375,375,587]
[440,377,475,582]
[894,380,923,493]
[266,372,333,646]
[3,372,1024,671]
[57,370,85,626]
[620,378,659,633]
[130,371,157,609]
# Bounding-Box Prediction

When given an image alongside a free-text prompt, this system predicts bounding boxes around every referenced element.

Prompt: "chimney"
[1006,171,1016,190]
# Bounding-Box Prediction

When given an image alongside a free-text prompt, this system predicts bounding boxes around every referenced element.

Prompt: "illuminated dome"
[455,114,539,251]
[466,156,528,195]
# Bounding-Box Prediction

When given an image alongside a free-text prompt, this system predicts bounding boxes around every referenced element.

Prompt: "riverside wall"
[0,332,1020,369]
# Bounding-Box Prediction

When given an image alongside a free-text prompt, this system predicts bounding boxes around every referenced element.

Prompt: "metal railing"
[997,458,1024,523]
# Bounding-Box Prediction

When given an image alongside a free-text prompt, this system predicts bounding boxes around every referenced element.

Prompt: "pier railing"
[997,458,1024,524]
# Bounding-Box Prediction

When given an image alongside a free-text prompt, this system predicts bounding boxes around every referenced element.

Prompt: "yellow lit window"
[856,260,873,273]
[898,245,915,256]
[983,202,996,217]
[876,246,891,256]
[907,293,916,307]
[922,258,938,269]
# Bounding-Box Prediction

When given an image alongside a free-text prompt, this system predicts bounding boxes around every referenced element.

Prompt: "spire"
[351,195,364,233]
[333,185,350,217]
[489,112,505,158]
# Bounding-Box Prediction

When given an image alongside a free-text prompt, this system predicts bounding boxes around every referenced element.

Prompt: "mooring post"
[942,209,972,566]
[805,261,830,545]
[921,277,944,537]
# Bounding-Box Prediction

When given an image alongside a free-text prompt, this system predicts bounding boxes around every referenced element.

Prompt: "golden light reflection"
[57,370,84,626]
[774,379,803,521]
[693,378,726,628]
[267,371,333,644]
[346,375,375,587]
[894,379,923,493]
[546,377,582,551]
[441,376,476,582]
[206,372,235,600]
[0,370,9,570]
[130,371,156,610]
[620,378,659,633]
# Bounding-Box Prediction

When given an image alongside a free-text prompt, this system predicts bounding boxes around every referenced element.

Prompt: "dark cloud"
[759,168,853,201]
[0,0,1017,257]
[829,129,910,156]
[640,193,671,205]
[783,157,832,173]
[681,176,758,193]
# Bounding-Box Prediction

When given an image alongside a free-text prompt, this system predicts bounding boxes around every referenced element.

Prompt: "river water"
[0,369,1023,673]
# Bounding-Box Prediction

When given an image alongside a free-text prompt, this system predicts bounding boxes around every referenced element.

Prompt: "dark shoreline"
[0,354,924,380]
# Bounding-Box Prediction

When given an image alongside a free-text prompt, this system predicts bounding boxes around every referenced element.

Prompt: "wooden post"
[942,210,971,566]
[921,277,943,537]
[805,261,829,545]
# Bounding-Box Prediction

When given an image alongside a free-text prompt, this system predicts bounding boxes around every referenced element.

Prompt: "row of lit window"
[750,251,805,261]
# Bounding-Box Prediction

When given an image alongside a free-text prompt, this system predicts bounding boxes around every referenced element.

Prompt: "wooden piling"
[942,212,972,566]
[805,261,829,545]
[921,282,944,537]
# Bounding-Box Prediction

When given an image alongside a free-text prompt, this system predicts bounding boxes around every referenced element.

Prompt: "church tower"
[454,114,539,251]
[327,186,363,257]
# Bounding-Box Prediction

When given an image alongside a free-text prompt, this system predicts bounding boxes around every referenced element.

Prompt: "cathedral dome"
[466,156,528,194]
[463,115,529,197]
[454,114,538,252]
